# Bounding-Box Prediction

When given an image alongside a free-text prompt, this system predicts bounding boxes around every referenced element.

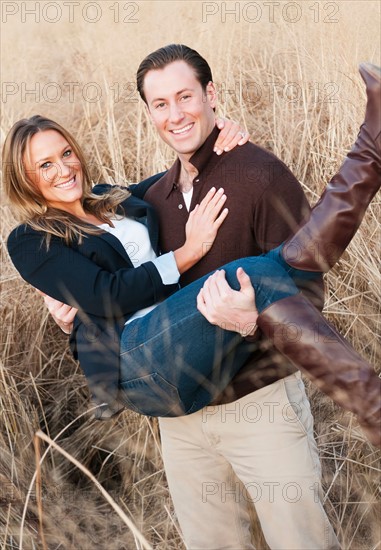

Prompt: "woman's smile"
[24,129,84,213]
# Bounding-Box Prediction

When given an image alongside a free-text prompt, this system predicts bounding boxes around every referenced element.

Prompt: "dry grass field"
[1,1,380,548]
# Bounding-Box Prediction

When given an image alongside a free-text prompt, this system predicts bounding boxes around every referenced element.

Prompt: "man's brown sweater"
[144,127,324,404]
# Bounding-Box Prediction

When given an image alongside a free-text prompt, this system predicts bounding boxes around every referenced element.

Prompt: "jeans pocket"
[119,372,186,417]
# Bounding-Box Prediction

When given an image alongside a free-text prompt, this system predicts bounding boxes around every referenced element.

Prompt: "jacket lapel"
[97,230,131,261]
[120,195,160,255]
[90,186,161,257]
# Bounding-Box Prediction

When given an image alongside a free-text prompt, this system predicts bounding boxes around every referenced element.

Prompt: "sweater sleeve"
[7,225,176,318]
[127,172,167,199]
[251,159,325,309]
[253,160,311,252]
[91,172,167,200]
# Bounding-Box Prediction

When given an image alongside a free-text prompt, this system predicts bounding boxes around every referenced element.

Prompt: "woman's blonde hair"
[3,115,130,246]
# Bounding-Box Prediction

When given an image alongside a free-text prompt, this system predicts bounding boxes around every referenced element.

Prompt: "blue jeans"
[119,247,321,417]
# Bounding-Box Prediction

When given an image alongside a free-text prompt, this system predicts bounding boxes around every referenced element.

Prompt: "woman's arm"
[173,187,228,273]
[213,117,249,155]
[8,226,168,317]
[8,190,228,318]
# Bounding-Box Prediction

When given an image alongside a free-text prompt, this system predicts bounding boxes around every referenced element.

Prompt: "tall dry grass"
[1,1,380,548]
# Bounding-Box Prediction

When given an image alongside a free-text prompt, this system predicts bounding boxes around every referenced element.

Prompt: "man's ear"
[206,81,217,109]
[144,102,154,122]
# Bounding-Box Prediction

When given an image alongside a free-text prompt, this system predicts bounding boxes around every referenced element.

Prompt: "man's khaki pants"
[159,372,340,549]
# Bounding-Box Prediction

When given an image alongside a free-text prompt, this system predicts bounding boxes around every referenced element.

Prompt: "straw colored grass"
[1,1,380,548]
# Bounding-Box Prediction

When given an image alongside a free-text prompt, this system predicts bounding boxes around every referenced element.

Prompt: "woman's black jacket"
[7,173,176,418]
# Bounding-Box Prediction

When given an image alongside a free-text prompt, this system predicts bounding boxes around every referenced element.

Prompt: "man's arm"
[37,290,78,334]
[197,268,258,336]
[91,173,167,201]
[251,157,324,308]
[127,172,167,199]
[253,159,311,251]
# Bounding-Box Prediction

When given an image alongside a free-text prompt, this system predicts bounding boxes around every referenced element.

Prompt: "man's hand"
[37,290,77,335]
[197,268,258,337]
[214,117,250,155]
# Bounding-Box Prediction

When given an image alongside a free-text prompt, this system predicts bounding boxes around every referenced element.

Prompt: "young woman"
[5,64,380,446]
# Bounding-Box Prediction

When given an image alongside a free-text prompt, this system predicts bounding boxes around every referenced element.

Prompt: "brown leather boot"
[257,293,381,447]
[262,65,381,446]
[283,63,381,272]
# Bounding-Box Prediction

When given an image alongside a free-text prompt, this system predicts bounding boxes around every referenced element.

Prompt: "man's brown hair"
[136,44,213,104]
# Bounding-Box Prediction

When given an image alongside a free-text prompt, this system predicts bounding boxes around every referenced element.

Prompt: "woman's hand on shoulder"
[214,117,250,155]
[197,268,258,336]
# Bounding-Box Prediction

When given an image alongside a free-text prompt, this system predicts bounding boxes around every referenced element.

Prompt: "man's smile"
[170,123,194,135]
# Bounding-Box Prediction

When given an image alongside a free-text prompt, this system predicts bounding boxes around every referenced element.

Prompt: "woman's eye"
[155,103,166,110]
[63,149,72,157]
[180,95,191,101]
[41,161,51,169]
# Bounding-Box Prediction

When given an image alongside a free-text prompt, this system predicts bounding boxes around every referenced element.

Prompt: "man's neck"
[178,159,199,193]
[175,125,217,192]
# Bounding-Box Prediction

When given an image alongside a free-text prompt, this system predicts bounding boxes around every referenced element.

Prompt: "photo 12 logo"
[1,2,140,24]
[0,81,141,104]
[201,2,340,24]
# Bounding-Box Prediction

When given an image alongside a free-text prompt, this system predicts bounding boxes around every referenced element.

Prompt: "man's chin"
[168,139,199,158]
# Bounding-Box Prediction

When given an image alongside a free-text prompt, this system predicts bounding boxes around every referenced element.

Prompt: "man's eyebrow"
[151,88,195,103]
[176,88,194,95]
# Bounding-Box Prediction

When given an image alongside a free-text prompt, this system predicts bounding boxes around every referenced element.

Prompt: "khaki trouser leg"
[159,418,255,549]
[159,373,340,550]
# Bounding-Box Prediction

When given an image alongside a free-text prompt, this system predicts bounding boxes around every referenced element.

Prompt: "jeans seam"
[120,308,207,355]
[119,372,183,417]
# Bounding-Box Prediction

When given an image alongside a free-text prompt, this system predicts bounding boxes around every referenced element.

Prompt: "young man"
[45,45,339,549]
[133,44,339,549]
